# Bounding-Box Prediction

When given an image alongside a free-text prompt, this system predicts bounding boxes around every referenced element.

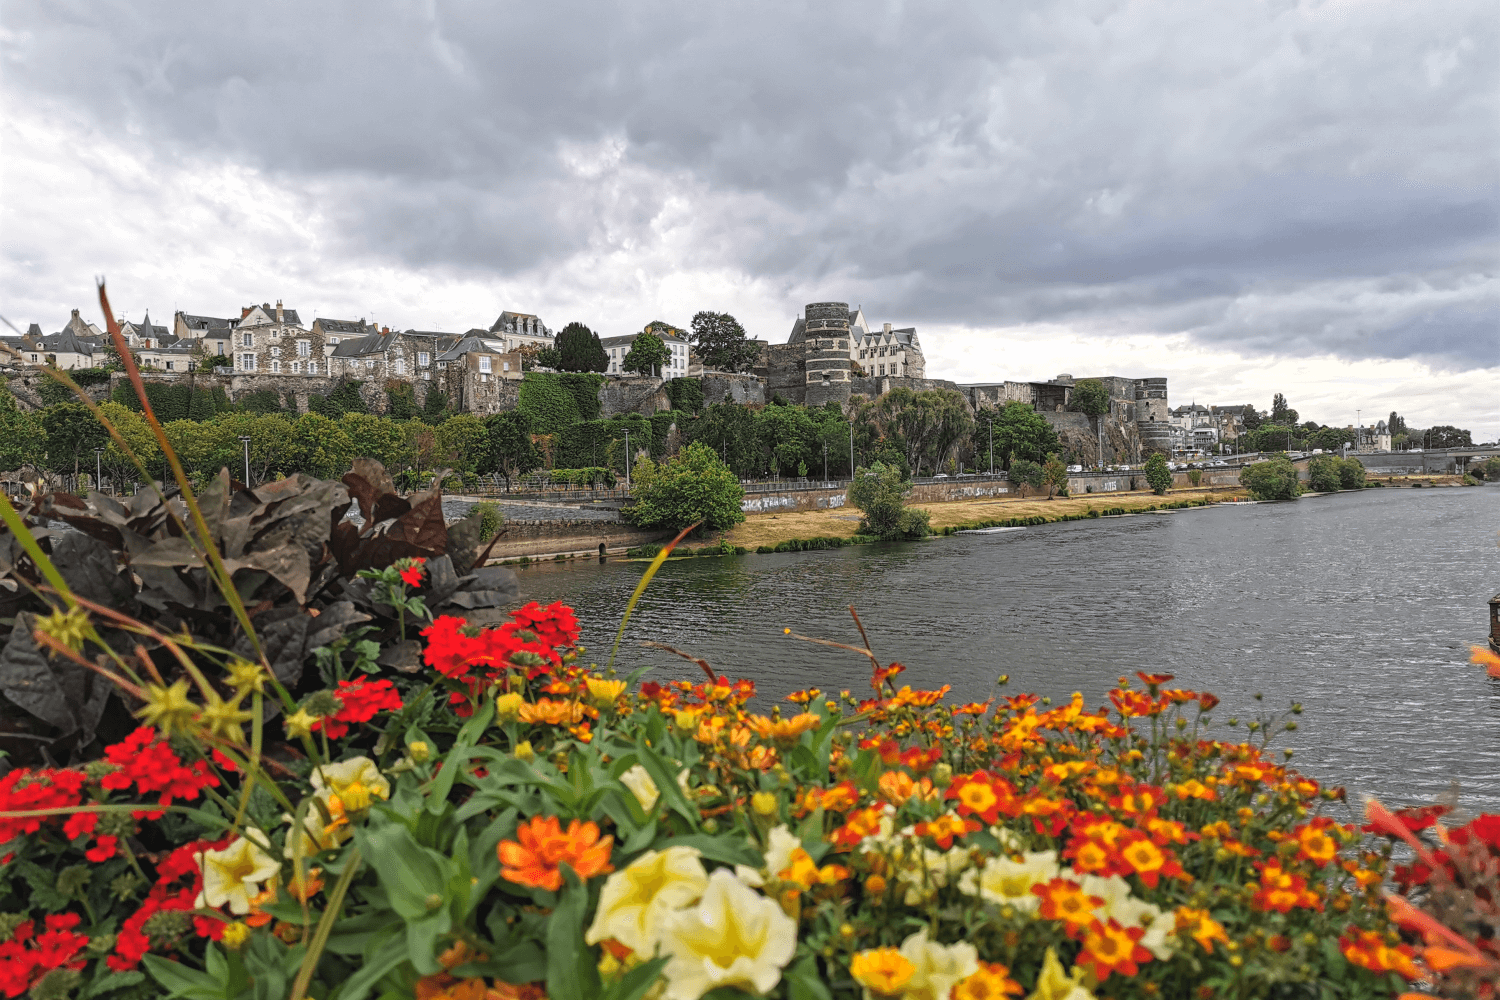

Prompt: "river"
[512,486,1500,815]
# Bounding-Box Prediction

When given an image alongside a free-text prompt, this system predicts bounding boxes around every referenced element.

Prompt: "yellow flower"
[585,677,629,709]
[585,846,708,955]
[1023,948,1094,1000]
[751,792,780,817]
[35,604,91,653]
[850,947,915,997]
[138,679,197,735]
[225,658,267,695]
[657,869,796,1000]
[897,927,979,1000]
[958,850,1059,914]
[219,921,251,950]
[196,834,280,915]
[515,740,535,762]
[282,805,353,859]
[283,707,319,740]
[619,764,660,813]
[495,692,525,723]
[309,756,390,815]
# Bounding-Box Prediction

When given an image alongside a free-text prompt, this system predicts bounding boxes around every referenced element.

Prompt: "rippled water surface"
[515,487,1500,812]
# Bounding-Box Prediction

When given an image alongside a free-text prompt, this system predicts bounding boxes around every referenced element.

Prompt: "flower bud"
[931,763,953,788]
[514,740,535,762]
[495,693,524,724]
[220,922,250,950]
[407,740,430,763]
[751,792,779,817]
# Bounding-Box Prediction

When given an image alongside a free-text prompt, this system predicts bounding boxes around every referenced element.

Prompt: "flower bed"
[3,579,1499,998]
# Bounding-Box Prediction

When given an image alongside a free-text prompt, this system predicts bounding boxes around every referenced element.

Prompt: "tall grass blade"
[607,522,699,670]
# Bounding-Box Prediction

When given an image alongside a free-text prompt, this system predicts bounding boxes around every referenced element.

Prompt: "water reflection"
[517,488,1500,813]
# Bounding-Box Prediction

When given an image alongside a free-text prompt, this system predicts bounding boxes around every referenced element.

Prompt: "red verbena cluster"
[311,677,404,739]
[109,835,233,972]
[421,601,580,714]
[0,913,89,998]
[100,727,219,819]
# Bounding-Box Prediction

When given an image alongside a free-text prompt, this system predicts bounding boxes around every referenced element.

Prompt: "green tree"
[0,382,44,472]
[310,379,367,419]
[1271,393,1298,426]
[756,404,817,478]
[1337,457,1367,490]
[1239,457,1301,500]
[663,378,705,414]
[623,331,670,377]
[386,382,419,420]
[1307,454,1342,492]
[626,441,745,534]
[41,403,106,485]
[688,311,759,373]
[340,412,410,471]
[97,401,160,490]
[481,411,542,488]
[877,388,975,477]
[1241,406,1264,432]
[1069,379,1111,469]
[435,414,488,475]
[284,412,355,480]
[1144,453,1172,495]
[556,322,609,373]
[1043,453,1070,498]
[420,387,450,425]
[1008,458,1044,496]
[1387,411,1406,436]
[848,461,931,540]
[1425,425,1472,448]
[977,402,1061,470]
[682,402,760,477]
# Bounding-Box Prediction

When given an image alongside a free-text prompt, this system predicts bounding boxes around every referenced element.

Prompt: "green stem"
[289,846,362,1000]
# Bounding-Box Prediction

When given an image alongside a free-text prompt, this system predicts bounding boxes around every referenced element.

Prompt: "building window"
[165,361,175,371]
[216,341,225,355]
[479,357,492,373]
[297,340,310,357]
[502,361,510,372]
[395,357,406,375]
[308,361,318,375]
[29,354,37,363]
[422,370,430,380]
[291,361,302,374]
[240,353,255,371]
[329,337,340,345]
[241,333,253,347]
[418,351,430,366]
[271,360,281,373]
[365,359,375,370]
[271,346,281,359]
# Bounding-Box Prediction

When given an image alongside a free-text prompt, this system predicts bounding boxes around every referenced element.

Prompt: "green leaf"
[352,822,453,922]
[428,700,495,814]
[455,942,547,984]
[81,971,146,998]
[546,867,602,1000]
[600,956,671,1000]
[141,954,223,1000]
[650,831,762,869]
[633,738,698,830]
[785,955,833,1000]
[333,938,410,1000]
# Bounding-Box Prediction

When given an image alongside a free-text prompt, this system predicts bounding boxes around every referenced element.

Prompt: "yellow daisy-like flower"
[198,691,254,745]
[225,658,267,695]
[585,677,630,710]
[283,707,320,740]
[196,834,280,915]
[35,604,91,653]
[849,947,915,997]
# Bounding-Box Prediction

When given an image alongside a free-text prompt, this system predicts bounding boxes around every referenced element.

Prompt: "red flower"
[399,558,427,588]
[312,677,404,739]
[100,727,219,817]
[0,912,89,995]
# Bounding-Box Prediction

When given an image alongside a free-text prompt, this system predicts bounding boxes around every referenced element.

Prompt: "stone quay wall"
[485,518,672,560]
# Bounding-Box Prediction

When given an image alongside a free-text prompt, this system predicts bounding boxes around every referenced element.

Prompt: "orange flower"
[1340,929,1420,979]
[498,815,614,891]
[1077,919,1154,980]
[1174,906,1229,953]
[831,806,888,848]
[747,712,821,747]
[1293,817,1341,866]
[849,947,915,995]
[913,813,979,850]
[953,961,1023,1000]
[1251,860,1321,913]
[1033,878,1103,930]
[878,770,917,805]
[518,699,588,726]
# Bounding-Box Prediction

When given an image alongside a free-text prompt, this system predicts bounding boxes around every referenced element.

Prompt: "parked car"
[1066,465,1082,473]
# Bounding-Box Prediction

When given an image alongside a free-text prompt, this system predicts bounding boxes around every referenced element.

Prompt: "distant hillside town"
[0,298,1453,465]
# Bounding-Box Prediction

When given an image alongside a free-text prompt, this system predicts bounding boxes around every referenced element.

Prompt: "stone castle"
[752,302,1170,463]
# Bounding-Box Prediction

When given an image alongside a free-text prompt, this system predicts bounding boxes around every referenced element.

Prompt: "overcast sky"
[2,1,1496,436]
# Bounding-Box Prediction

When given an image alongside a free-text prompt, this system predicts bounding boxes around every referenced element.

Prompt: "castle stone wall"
[599,376,671,417]
[700,373,765,406]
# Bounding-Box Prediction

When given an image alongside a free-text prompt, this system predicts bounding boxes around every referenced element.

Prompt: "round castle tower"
[802,302,853,407]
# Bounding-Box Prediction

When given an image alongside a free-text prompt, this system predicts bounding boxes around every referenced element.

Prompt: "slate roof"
[315,317,374,335]
[25,324,43,339]
[36,327,96,356]
[488,311,551,336]
[435,335,508,362]
[177,312,236,333]
[242,304,304,326]
[329,331,400,358]
[123,312,171,341]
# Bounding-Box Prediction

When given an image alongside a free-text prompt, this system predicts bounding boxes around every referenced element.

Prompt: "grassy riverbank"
[723,485,1247,549]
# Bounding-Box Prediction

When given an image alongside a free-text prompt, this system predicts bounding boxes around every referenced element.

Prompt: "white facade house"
[600,329,691,377]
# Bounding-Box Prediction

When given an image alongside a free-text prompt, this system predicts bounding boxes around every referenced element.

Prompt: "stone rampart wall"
[848,376,963,400]
[599,376,671,417]
[106,371,393,414]
[699,373,765,406]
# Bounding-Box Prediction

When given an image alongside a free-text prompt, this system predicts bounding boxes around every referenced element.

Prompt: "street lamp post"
[94,447,103,495]
[623,429,631,489]
[823,441,828,484]
[848,422,854,478]
[239,436,251,487]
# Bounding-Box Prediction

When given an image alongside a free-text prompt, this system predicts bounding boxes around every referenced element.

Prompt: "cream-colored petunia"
[619,764,660,813]
[1024,947,1096,1000]
[958,849,1060,913]
[761,824,803,878]
[1073,871,1174,959]
[897,927,979,1000]
[196,834,280,915]
[281,805,353,859]
[658,869,797,1000]
[309,756,390,813]
[585,846,708,955]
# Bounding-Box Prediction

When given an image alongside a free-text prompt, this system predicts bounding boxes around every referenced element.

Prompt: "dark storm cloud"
[3,0,1496,366]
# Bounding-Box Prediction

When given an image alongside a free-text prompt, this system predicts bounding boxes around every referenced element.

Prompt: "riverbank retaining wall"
[485,519,672,560]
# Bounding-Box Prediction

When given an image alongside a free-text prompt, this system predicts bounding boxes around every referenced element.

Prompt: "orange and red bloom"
[497,815,614,891]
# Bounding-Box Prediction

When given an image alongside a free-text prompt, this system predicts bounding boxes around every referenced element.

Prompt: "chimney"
[883,323,892,334]
[72,308,80,318]
[276,300,283,323]
[242,306,253,318]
